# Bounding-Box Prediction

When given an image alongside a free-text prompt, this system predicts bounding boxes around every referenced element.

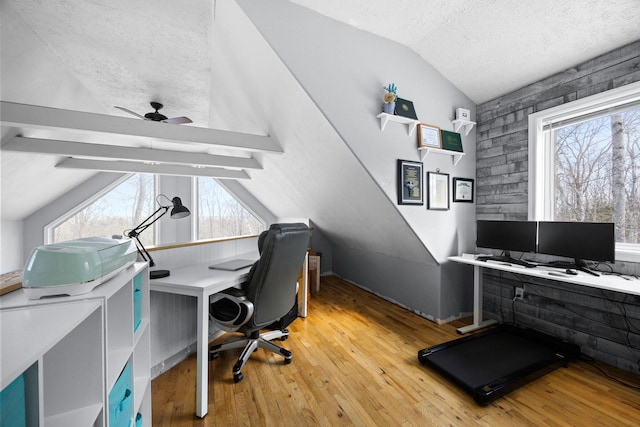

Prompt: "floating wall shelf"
[418,146,465,165]
[377,113,420,136]
[452,119,476,136]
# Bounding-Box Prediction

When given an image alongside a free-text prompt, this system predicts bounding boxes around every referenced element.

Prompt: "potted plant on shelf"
[383,83,397,114]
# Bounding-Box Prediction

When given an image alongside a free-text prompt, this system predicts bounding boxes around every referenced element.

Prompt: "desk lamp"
[126,195,190,279]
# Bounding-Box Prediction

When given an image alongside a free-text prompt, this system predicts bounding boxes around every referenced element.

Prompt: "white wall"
[237,0,476,321]
[0,220,23,273]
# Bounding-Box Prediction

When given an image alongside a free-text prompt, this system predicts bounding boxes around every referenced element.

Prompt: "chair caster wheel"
[280,335,288,341]
[234,372,244,383]
[209,352,219,360]
[284,358,292,365]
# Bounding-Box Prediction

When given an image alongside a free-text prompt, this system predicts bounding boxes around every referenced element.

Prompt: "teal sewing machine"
[22,236,137,299]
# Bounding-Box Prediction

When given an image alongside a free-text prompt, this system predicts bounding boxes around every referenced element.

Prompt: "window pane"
[52,174,155,245]
[553,109,640,244]
[197,177,263,239]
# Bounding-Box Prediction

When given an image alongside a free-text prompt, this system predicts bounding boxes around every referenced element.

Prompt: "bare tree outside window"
[553,109,640,244]
[52,174,155,245]
[197,178,263,239]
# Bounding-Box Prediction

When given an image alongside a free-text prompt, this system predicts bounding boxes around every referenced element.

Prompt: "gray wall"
[476,40,640,373]
[239,0,477,323]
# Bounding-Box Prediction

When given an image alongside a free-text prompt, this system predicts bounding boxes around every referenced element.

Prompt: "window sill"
[616,245,640,263]
[147,234,259,252]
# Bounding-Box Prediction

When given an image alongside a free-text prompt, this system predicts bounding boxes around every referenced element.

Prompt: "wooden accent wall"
[475,40,640,374]
[476,40,640,220]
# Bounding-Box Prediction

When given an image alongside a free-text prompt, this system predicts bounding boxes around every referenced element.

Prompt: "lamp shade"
[170,197,190,219]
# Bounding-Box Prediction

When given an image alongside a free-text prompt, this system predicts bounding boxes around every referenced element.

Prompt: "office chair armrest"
[209,290,254,332]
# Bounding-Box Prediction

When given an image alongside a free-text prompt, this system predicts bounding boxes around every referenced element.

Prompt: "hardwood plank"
[152,275,640,425]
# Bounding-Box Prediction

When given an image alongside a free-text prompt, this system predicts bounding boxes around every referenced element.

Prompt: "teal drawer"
[109,363,132,427]
[1,374,26,427]
[133,273,142,332]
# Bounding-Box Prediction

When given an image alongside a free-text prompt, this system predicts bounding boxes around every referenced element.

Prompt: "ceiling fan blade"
[163,116,193,124]
[114,106,147,120]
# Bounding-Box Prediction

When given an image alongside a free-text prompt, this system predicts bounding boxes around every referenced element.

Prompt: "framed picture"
[417,124,441,148]
[440,130,463,152]
[397,159,423,205]
[427,171,449,210]
[394,98,418,120]
[453,177,474,202]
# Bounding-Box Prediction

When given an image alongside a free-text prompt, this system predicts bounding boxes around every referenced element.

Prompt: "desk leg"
[196,294,208,418]
[456,265,497,335]
[299,254,309,318]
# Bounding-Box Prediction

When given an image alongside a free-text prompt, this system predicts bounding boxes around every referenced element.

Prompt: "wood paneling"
[475,39,640,221]
[474,39,640,373]
[152,276,640,426]
[482,269,640,373]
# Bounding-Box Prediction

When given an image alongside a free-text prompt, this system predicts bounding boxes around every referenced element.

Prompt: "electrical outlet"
[514,287,524,300]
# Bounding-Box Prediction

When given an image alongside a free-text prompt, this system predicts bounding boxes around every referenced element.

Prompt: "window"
[196,177,264,240]
[529,81,640,261]
[48,174,155,245]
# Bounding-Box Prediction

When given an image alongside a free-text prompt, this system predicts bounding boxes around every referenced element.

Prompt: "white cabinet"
[0,262,151,427]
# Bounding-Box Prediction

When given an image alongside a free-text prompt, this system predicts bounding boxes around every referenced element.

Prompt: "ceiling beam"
[0,101,283,154]
[56,158,251,179]
[2,136,262,169]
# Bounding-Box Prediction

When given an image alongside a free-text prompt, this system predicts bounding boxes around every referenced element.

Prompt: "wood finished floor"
[152,275,640,426]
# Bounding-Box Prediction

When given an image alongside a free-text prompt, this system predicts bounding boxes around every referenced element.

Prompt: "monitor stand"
[476,251,537,268]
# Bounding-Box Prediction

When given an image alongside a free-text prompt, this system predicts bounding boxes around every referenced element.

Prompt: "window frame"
[191,177,265,241]
[45,173,157,245]
[528,80,640,262]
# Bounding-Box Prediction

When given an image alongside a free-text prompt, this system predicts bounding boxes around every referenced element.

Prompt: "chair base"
[209,329,292,383]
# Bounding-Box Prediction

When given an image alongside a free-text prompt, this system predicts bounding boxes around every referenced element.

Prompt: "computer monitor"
[476,220,538,266]
[537,221,615,275]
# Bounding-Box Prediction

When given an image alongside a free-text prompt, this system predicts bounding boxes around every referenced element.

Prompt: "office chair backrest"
[244,223,310,327]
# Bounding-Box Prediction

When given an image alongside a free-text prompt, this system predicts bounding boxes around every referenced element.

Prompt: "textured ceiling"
[291,0,640,103]
[2,0,640,222]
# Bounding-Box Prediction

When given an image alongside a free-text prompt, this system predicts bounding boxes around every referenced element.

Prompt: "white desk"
[150,253,310,418]
[449,255,640,335]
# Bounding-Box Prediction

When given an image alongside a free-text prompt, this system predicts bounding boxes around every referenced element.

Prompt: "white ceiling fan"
[115,101,192,124]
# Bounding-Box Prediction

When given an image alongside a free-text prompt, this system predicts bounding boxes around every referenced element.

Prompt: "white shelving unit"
[1,300,103,426]
[0,262,151,427]
[418,146,465,165]
[452,118,476,136]
[376,112,420,135]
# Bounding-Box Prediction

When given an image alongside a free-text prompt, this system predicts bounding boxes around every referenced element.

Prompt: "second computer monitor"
[476,220,538,254]
[537,221,615,263]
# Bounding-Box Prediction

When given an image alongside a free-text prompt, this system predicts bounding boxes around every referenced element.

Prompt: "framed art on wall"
[397,159,423,205]
[417,123,441,148]
[440,130,463,152]
[427,171,450,210]
[453,177,474,202]
[394,98,418,120]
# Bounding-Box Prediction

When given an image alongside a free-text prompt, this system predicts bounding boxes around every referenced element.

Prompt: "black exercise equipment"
[418,324,580,405]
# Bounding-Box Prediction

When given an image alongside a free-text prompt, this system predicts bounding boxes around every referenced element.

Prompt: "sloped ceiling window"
[196,177,264,240]
[48,174,155,245]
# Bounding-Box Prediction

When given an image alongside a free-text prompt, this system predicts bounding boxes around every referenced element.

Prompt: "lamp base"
[150,269,170,279]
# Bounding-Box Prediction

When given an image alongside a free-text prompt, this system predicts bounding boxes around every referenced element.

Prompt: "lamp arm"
[127,205,169,238]
[126,205,169,267]
[132,234,156,267]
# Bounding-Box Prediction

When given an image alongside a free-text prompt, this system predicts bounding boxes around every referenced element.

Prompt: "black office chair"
[208,223,310,382]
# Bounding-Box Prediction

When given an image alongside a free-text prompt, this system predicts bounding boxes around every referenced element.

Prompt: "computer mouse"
[565,269,578,275]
